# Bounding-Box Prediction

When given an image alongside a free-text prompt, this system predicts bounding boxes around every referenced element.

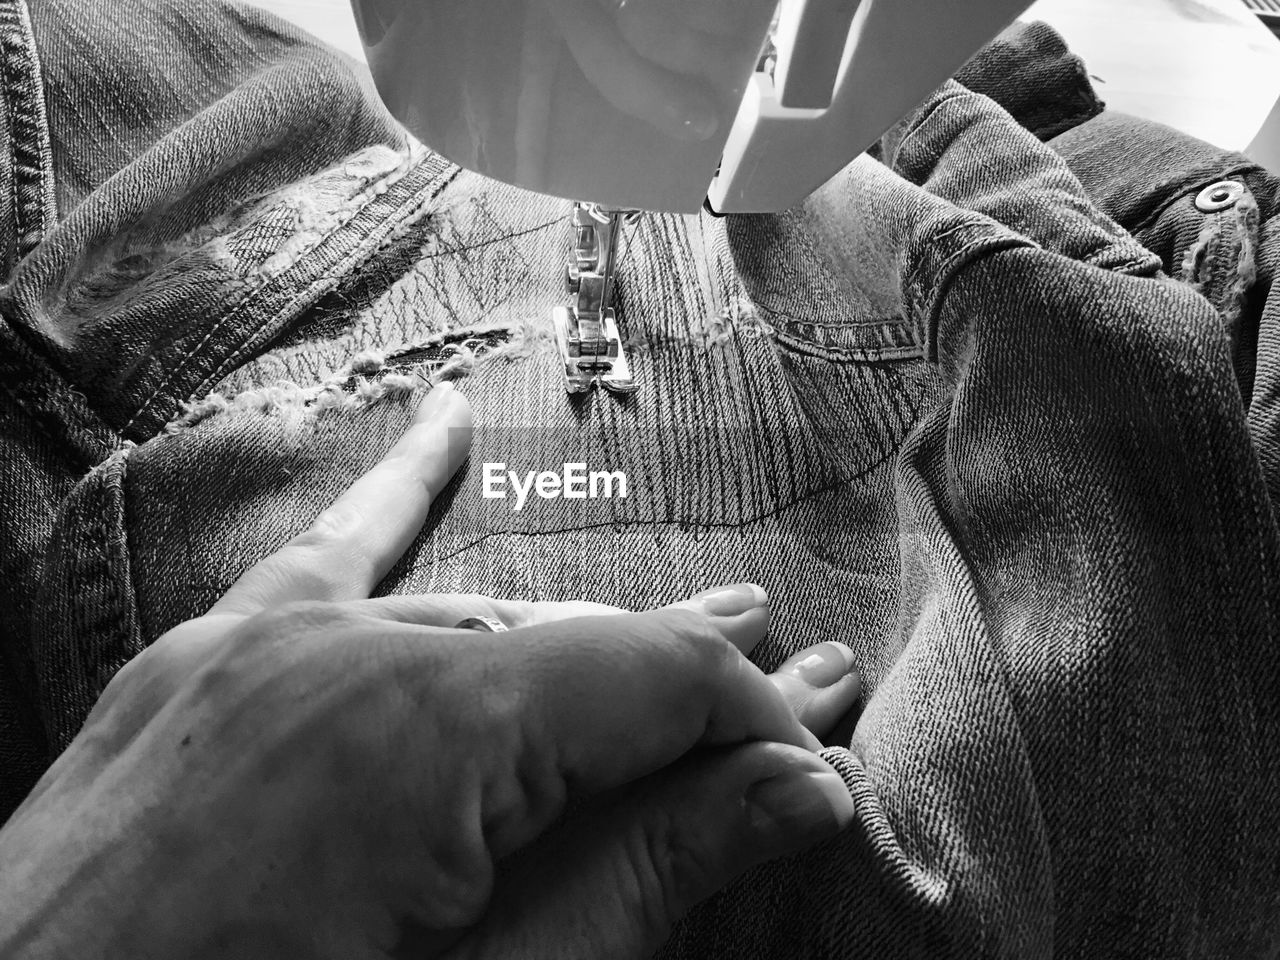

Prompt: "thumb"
[450,742,854,959]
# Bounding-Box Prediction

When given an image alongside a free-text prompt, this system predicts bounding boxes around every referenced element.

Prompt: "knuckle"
[380,455,435,501]
[655,606,719,644]
[284,500,380,573]
[488,596,537,626]
[266,542,365,597]
[302,497,367,543]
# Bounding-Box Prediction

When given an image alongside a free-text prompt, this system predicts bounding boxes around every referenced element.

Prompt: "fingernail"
[693,583,768,617]
[413,379,453,417]
[745,769,853,849]
[416,381,473,432]
[779,642,855,689]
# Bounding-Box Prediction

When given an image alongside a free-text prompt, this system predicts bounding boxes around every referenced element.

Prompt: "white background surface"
[1026,0,1280,150]
[246,0,1280,152]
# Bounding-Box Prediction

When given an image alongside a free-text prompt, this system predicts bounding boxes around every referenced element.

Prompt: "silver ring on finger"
[454,616,509,633]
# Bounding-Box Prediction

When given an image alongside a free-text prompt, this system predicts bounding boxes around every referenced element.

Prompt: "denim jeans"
[1,1,1278,955]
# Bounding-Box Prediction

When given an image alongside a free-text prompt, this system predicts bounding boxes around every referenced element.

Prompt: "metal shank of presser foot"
[555,202,639,395]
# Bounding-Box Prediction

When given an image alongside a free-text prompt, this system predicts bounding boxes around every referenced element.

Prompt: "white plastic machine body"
[352,0,1035,215]
[351,0,1034,391]
[708,0,1035,212]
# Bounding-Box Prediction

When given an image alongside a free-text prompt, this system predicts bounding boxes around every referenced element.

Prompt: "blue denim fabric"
[2,2,1279,955]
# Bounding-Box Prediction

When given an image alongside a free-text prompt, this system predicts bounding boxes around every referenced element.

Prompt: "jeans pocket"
[723,206,949,522]
[726,207,927,364]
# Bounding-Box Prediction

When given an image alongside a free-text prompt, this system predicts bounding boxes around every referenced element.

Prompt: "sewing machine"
[349,0,1034,391]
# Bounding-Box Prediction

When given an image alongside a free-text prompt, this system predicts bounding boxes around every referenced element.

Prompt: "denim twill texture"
[0,2,1277,956]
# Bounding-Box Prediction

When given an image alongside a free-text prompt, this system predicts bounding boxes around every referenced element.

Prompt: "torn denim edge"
[62,141,429,322]
[1180,192,1259,331]
[161,347,448,436]
[252,141,428,280]
[118,143,457,438]
[395,292,768,366]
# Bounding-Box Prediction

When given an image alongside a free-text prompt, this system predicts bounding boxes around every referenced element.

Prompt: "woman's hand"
[0,383,862,959]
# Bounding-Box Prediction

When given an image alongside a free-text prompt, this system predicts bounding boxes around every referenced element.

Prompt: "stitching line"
[0,0,55,261]
[772,329,924,363]
[425,443,910,565]
[122,156,455,434]
[186,167,463,410]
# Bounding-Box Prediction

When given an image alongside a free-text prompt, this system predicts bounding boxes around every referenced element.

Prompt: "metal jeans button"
[1195,180,1245,213]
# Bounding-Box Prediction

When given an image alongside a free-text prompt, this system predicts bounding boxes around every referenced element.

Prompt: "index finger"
[211,383,472,616]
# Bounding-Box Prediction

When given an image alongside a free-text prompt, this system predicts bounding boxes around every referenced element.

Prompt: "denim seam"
[889,87,973,173]
[1181,190,1258,348]
[1128,164,1261,239]
[419,449,906,566]
[750,296,924,359]
[122,153,458,435]
[123,162,431,431]
[0,0,55,265]
[195,168,457,404]
[907,232,1037,362]
[762,308,906,330]
[95,444,144,704]
[907,226,1021,313]
[1082,245,1162,277]
[0,320,120,467]
[771,329,924,363]
[35,444,143,752]
[204,155,461,404]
